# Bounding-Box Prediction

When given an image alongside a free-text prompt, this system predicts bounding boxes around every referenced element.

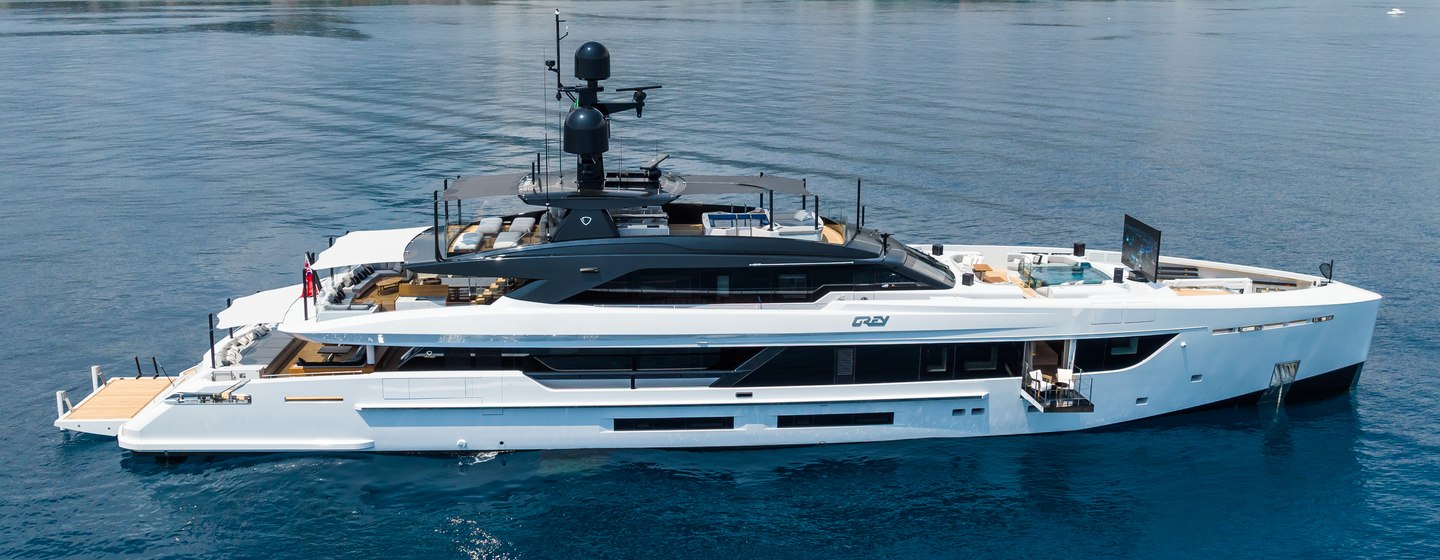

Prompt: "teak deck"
[66,378,174,420]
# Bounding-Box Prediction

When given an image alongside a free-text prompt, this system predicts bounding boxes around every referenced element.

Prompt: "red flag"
[303,260,317,298]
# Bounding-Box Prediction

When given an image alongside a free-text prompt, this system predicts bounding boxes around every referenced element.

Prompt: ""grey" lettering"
[851,316,891,327]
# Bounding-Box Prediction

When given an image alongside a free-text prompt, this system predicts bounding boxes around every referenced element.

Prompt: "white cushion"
[453,232,481,251]
[493,231,524,249]
[509,217,536,232]
[477,217,503,235]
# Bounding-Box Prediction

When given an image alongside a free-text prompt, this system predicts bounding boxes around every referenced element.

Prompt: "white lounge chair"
[509,217,536,233]
[493,231,524,249]
[477,217,504,235]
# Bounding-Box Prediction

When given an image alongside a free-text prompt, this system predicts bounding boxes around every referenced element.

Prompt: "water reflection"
[102,400,1365,557]
[1,6,368,39]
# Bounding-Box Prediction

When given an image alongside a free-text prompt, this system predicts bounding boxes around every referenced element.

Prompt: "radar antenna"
[546,12,662,193]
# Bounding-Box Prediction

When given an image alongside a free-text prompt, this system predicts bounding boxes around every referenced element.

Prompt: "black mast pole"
[208,314,217,368]
[855,178,862,227]
[432,191,443,261]
[769,189,775,230]
[555,9,566,184]
[301,263,309,320]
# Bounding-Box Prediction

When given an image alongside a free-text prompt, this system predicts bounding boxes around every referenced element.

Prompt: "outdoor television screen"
[1122,215,1161,282]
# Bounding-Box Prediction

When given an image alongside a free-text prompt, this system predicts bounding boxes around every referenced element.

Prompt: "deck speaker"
[1113,268,1124,284]
[932,244,943,256]
[1074,242,1085,257]
[962,272,974,286]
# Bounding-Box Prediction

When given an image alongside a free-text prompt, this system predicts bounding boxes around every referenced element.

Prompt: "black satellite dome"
[563,106,608,155]
[574,41,610,81]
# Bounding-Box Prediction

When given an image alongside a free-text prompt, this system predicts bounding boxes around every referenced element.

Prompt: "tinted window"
[777,412,894,428]
[733,343,1023,386]
[920,345,952,381]
[565,265,939,305]
[734,347,837,387]
[956,341,1024,379]
[1074,334,1175,372]
[387,347,752,373]
[397,348,448,371]
[614,417,735,431]
[533,348,738,372]
[537,350,634,371]
[856,345,920,384]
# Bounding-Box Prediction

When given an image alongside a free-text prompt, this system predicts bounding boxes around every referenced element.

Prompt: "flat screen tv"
[1122,215,1161,282]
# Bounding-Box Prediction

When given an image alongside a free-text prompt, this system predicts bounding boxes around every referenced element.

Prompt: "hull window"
[613,417,735,431]
[777,412,895,428]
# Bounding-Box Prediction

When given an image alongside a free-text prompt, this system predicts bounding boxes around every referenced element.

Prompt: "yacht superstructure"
[53,29,1380,454]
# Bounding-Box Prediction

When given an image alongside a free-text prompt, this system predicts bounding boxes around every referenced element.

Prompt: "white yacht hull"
[100,272,1377,454]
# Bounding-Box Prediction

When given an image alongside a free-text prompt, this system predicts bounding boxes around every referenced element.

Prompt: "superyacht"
[54,24,1381,453]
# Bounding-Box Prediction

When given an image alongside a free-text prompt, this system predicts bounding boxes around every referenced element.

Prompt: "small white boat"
[1387,8,1405,16]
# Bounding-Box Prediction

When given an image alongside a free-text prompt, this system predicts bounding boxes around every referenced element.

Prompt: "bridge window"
[564,265,940,305]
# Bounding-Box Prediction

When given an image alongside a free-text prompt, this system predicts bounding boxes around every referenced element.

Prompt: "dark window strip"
[613,417,735,431]
[776,412,894,428]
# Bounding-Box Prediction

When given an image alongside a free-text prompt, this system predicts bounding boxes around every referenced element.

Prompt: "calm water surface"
[2,1,1438,558]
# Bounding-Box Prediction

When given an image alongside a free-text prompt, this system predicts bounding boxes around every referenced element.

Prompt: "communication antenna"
[542,56,549,189]
[547,9,570,183]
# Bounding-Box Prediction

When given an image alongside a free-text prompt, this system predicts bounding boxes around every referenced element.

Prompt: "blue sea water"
[2,1,1438,558]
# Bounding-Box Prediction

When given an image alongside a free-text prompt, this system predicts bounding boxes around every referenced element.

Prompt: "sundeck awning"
[666,174,811,196]
[309,226,429,270]
[216,284,302,329]
[443,173,529,201]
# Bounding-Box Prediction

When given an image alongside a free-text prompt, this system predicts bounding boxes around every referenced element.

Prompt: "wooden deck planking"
[66,378,174,420]
[447,222,480,253]
[354,276,404,311]
[1009,273,1041,298]
[669,223,705,235]
[1173,288,1233,296]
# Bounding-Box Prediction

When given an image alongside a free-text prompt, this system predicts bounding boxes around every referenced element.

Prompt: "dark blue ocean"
[3,1,1438,557]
